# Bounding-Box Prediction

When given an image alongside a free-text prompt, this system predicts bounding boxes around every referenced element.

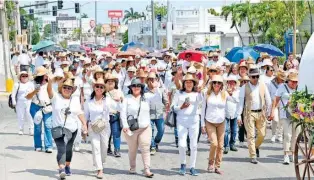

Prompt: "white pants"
[282,118,301,152]
[177,116,199,168]
[89,124,111,170]
[16,100,33,130]
[272,108,283,137]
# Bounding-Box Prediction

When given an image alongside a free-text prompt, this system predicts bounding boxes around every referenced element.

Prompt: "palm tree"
[123,7,142,24]
[81,13,88,18]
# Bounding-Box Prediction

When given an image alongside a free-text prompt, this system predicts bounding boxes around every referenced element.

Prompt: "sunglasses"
[251,75,260,79]
[131,84,142,88]
[209,70,217,73]
[21,75,28,78]
[95,85,105,89]
[212,81,222,85]
[213,56,218,58]
[241,80,249,84]
[148,78,155,81]
[63,86,73,90]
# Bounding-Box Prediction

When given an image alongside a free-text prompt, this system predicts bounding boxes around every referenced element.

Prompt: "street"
[0,98,297,180]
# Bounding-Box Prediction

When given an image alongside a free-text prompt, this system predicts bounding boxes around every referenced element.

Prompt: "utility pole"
[29,21,33,46]
[166,0,172,49]
[15,0,22,52]
[151,0,156,48]
[79,4,82,45]
[94,0,97,44]
[293,0,297,57]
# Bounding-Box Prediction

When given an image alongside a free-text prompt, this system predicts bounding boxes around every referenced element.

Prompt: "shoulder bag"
[165,106,176,128]
[91,99,108,133]
[8,83,20,109]
[51,97,72,139]
[127,97,141,131]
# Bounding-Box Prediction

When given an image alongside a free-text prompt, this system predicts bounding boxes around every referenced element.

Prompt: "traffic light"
[210,25,216,32]
[75,3,80,13]
[20,16,28,29]
[29,9,34,19]
[57,0,63,9]
[157,14,161,21]
[52,6,57,16]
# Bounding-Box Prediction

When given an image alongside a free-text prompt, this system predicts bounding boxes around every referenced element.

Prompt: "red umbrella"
[107,44,117,48]
[99,47,118,54]
[178,50,206,62]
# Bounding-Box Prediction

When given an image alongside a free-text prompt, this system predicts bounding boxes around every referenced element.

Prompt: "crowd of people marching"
[10,47,300,179]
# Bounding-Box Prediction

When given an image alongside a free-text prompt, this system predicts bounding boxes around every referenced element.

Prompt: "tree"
[5,1,16,43]
[59,40,68,48]
[32,33,40,45]
[154,2,167,17]
[81,13,88,18]
[95,24,102,36]
[72,28,81,40]
[123,7,142,24]
[122,29,128,44]
[43,24,52,39]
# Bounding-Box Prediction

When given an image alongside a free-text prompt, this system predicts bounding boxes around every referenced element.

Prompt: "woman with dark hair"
[171,74,202,176]
[272,57,279,72]
[121,79,154,178]
[84,78,110,179]
[227,63,238,78]
[112,62,124,90]
[105,74,124,157]
[283,61,293,71]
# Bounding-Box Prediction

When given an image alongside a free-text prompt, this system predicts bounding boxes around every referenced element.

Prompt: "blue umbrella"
[253,44,284,56]
[32,40,55,51]
[121,41,145,51]
[225,46,260,63]
[199,46,215,52]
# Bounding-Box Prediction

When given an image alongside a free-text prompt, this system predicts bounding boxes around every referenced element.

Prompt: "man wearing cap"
[237,65,272,164]
[266,70,286,143]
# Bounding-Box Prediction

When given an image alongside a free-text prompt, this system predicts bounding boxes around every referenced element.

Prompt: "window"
[181,11,183,16]
[195,11,198,15]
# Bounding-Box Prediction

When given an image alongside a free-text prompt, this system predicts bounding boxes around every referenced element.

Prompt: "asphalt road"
[0,98,297,180]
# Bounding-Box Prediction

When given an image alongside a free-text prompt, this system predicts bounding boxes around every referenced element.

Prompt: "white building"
[127,7,255,53]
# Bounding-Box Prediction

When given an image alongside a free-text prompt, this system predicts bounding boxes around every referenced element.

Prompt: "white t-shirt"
[18,54,31,65]
[73,76,83,98]
[12,81,33,105]
[52,93,83,132]
[82,81,92,101]
[275,83,294,119]
[35,56,45,68]
[27,83,51,106]
[84,98,110,124]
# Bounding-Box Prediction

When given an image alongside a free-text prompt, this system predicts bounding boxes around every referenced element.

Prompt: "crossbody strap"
[137,96,142,118]
[280,84,290,107]
[63,97,73,128]
[15,83,20,102]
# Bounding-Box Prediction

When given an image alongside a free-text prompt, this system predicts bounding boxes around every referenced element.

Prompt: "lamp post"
[293,0,297,57]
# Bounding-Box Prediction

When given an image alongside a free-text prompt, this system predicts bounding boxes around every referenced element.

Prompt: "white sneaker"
[74,146,80,152]
[35,148,42,152]
[18,130,23,135]
[29,128,34,136]
[239,142,244,147]
[283,155,290,165]
[278,136,283,143]
[271,135,276,143]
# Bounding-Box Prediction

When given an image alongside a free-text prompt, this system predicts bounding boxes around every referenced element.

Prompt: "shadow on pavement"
[248,177,296,180]
[222,157,280,164]
[0,153,22,159]
[6,145,34,152]
[103,167,131,175]
[0,132,18,135]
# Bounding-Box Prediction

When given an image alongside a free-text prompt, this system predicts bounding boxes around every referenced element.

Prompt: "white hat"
[248,65,260,76]
[187,66,197,74]
[61,61,70,66]
[53,68,64,78]
[261,58,273,67]
[84,57,91,64]
[135,54,141,59]
[127,66,136,72]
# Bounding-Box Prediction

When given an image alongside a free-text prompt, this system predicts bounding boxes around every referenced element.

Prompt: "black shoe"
[155,144,159,151]
[175,137,179,148]
[186,149,191,156]
[251,158,258,164]
[107,148,113,155]
[256,148,260,158]
[223,147,229,154]
[230,146,238,152]
[114,149,121,157]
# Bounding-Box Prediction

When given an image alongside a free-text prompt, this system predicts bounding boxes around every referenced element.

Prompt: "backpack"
[8,83,20,109]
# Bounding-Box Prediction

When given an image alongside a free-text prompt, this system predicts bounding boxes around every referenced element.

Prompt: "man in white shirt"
[237,65,272,164]
[18,50,32,72]
[35,51,45,68]
[158,52,172,89]
[208,52,224,67]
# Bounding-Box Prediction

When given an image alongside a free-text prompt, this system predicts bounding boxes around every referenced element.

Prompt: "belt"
[251,109,262,113]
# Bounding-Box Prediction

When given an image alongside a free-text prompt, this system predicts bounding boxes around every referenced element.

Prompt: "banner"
[81,18,96,34]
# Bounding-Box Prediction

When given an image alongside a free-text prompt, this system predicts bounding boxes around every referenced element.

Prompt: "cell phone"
[184,97,190,104]
[34,83,41,90]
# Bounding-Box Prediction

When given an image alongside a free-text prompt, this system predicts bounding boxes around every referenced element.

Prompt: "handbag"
[51,98,72,139]
[91,99,108,133]
[165,107,176,127]
[8,83,20,109]
[280,84,292,119]
[127,97,141,131]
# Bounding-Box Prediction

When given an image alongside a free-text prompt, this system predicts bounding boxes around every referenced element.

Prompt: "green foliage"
[122,30,128,44]
[123,7,143,24]
[59,40,68,48]
[32,33,40,45]
[96,25,102,36]
[43,24,52,39]
[154,2,167,17]
[72,28,81,40]
[81,13,88,18]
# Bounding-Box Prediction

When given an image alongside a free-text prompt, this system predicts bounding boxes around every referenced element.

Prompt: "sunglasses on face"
[241,80,249,84]
[148,78,155,81]
[63,86,73,90]
[95,85,105,89]
[251,75,260,79]
[209,70,217,73]
[21,75,28,78]
[131,84,142,88]
[213,56,218,58]
[212,81,222,85]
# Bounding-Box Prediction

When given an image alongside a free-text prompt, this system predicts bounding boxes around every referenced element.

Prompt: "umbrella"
[32,40,55,51]
[99,47,118,54]
[121,42,145,51]
[225,47,259,63]
[178,50,206,62]
[35,45,65,53]
[128,48,147,56]
[107,43,117,48]
[199,46,215,52]
[146,51,163,58]
[253,44,284,56]
[117,51,136,58]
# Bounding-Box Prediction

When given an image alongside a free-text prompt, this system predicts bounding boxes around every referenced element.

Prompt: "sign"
[108,10,123,18]
[81,18,96,34]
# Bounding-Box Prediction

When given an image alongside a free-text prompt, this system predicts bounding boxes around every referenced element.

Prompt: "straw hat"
[64,72,75,80]
[73,52,81,57]
[136,69,147,78]
[58,78,76,94]
[212,52,219,57]
[276,70,287,81]
[224,61,231,67]
[182,74,198,85]
[287,72,298,82]
[135,54,141,59]
[226,75,240,86]
[238,61,248,68]
[34,66,48,77]
[59,52,67,57]
[128,79,144,89]
[261,58,273,67]
[239,75,250,82]
[147,72,157,79]
[127,66,136,72]
[84,58,91,65]
[260,52,270,59]
[127,56,134,61]
[210,75,224,84]
[187,66,197,74]
[61,61,70,66]
[94,66,104,74]
[18,71,29,80]
[207,64,218,71]
[247,57,255,65]
[105,74,118,84]
[94,78,105,86]
[248,65,260,76]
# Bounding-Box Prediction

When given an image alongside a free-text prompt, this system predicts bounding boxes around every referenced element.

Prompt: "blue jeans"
[224,118,238,148]
[109,114,121,150]
[150,118,165,148]
[30,103,53,150]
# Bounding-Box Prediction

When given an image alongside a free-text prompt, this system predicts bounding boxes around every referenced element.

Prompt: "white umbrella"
[298,33,314,93]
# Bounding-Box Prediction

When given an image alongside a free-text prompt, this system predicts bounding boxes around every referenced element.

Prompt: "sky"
[19,0,246,24]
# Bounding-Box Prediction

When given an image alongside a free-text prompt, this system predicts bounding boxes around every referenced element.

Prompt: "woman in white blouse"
[84,78,110,179]
[171,74,202,176]
[47,77,88,179]
[120,79,154,178]
[12,71,33,135]
[105,74,124,157]
[201,75,229,175]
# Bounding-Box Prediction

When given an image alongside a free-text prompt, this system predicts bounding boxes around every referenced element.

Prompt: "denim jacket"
[145,87,169,120]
